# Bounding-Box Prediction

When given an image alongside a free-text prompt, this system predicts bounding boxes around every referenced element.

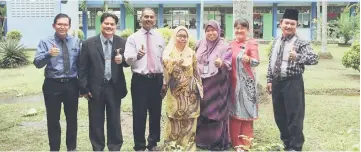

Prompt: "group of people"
[34,7,318,152]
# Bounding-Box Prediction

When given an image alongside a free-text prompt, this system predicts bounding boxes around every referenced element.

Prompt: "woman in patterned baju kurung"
[195,20,232,151]
[162,26,203,151]
[229,19,260,151]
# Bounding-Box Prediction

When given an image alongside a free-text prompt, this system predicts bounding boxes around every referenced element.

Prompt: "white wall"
[7,0,61,48]
[7,0,79,48]
[60,0,79,36]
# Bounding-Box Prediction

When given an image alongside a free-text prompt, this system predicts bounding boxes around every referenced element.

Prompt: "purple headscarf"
[204,20,221,55]
[196,20,232,78]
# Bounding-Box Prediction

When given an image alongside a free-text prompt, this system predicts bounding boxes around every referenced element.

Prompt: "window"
[135,8,158,31]
[163,7,196,29]
[11,0,55,18]
[88,8,102,30]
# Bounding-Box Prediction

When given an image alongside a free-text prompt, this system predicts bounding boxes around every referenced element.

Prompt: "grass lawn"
[0,44,359,151]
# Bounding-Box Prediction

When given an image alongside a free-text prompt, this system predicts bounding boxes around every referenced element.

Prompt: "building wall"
[61,1,79,37]
[7,0,78,48]
[6,0,357,48]
[7,0,60,48]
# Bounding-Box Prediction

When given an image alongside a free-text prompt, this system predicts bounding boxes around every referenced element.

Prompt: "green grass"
[0,44,359,151]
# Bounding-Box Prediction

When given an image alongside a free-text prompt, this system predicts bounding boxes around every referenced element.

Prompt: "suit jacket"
[79,34,129,100]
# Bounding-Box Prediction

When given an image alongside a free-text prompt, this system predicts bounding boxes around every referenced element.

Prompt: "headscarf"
[163,26,193,66]
[196,20,231,78]
[201,20,221,59]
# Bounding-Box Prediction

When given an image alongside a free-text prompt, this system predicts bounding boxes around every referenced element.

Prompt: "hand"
[177,58,184,65]
[214,56,223,68]
[49,44,60,57]
[160,84,167,99]
[83,92,93,101]
[242,54,250,63]
[289,46,297,61]
[115,48,123,64]
[266,83,272,94]
[137,44,146,60]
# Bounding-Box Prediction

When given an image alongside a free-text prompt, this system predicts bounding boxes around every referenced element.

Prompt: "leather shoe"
[147,146,161,151]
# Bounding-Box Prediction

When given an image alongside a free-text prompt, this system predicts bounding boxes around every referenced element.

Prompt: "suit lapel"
[95,35,105,61]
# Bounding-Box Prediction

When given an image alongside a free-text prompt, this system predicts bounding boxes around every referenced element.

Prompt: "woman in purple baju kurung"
[195,20,232,151]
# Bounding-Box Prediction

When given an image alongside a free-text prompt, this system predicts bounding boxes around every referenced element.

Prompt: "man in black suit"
[78,13,128,151]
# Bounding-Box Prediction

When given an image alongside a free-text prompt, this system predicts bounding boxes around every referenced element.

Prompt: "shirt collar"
[141,28,153,35]
[281,34,295,42]
[54,33,70,42]
[100,33,113,44]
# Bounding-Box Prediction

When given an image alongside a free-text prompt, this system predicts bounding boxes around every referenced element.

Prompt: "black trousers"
[88,81,123,151]
[272,75,305,151]
[131,73,163,151]
[42,78,79,151]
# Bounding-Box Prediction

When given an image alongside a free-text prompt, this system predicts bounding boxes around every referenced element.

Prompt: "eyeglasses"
[176,35,188,39]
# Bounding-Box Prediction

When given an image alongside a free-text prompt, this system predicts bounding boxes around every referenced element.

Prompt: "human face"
[141,9,156,31]
[101,17,117,38]
[175,30,188,48]
[280,18,297,36]
[205,26,218,41]
[52,17,70,39]
[234,24,249,42]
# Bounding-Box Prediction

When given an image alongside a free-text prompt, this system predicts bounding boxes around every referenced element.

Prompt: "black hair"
[53,13,71,26]
[100,12,119,24]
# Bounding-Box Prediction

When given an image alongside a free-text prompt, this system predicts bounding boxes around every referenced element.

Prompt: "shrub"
[72,29,84,40]
[0,39,29,68]
[119,28,133,39]
[266,40,273,58]
[156,27,197,50]
[156,27,173,45]
[342,41,360,71]
[188,37,196,50]
[6,30,22,41]
[318,51,333,60]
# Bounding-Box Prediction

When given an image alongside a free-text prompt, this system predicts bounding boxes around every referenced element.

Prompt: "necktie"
[61,40,70,75]
[146,32,156,73]
[104,40,112,80]
[273,39,286,79]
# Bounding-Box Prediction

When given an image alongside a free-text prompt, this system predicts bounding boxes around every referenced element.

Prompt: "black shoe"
[147,146,160,151]
[67,148,76,151]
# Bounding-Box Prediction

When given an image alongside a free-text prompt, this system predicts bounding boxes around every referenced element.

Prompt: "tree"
[316,1,321,42]
[0,5,6,41]
[318,0,333,59]
[103,0,109,12]
[321,1,327,53]
[326,4,359,45]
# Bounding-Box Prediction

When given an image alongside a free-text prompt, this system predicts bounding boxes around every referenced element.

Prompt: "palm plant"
[0,39,29,68]
[0,5,6,41]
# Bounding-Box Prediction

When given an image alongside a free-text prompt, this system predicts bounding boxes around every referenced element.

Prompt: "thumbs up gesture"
[137,44,146,60]
[115,48,123,64]
[50,44,60,57]
[242,54,250,63]
[289,46,297,61]
[214,55,223,68]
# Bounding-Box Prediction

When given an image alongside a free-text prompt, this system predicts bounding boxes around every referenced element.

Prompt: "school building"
[5,0,358,48]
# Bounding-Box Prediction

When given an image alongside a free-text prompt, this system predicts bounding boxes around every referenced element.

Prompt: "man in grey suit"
[78,13,128,151]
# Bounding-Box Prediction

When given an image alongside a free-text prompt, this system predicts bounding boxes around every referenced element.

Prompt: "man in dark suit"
[78,12,128,151]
